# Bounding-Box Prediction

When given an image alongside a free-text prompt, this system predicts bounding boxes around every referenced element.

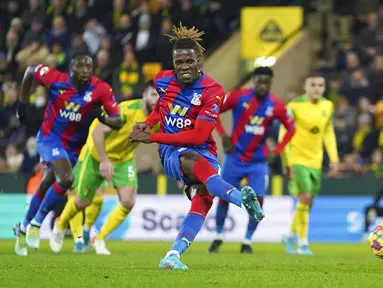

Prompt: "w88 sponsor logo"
[245,124,265,135]
[164,116,192,129]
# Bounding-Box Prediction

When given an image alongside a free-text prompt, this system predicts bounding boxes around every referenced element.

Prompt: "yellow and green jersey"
[79,99,150,163]
[279,95,339,169]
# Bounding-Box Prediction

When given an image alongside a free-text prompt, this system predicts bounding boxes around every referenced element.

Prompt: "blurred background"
[1,0,383,243]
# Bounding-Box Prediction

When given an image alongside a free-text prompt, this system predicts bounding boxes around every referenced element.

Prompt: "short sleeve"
[32,65,62,88]
[197,84,225,123]
[276,101,295,131]
[99,83,120,116]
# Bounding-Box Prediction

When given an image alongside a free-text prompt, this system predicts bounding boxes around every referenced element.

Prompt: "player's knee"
[119,189,136,210]
[39,173,55,194]
[190,194,214,217]
[58,173,74,189]
[120,198,135,210]
[180,151,202,162]
[179,151,202,178]
[75,198,90,210]
[299,192,312,205]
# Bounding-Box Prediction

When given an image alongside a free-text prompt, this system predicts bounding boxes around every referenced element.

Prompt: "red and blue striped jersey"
[222,88,294,162]
[154,70,225,156]
[33,65,119,154]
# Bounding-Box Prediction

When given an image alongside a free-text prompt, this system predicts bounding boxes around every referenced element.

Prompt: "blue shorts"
[37,138,79,168]
[160,145,220,185]
[221,153,269,197]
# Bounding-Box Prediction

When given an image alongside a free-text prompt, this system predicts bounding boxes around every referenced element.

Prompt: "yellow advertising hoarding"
[241,7,303,60]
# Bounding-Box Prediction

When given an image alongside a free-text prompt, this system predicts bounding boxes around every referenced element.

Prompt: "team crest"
[39,66,50,76]
[83,91,92,102]
[191,93,202,106]
[265,106,274,116]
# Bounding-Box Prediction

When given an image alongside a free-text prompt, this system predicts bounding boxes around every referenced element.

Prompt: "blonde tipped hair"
[165,23,205,56]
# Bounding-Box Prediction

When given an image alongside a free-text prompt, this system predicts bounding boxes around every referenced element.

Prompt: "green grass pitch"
[0,240,382,287]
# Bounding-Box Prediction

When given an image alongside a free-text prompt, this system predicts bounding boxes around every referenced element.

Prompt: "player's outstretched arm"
[98,84,123,130]
[17,66,35,122]
[20,66,35,103]
[150,117,215,145]
[274,103,296,155]
[92,122,114,181]
[132,99,160,132]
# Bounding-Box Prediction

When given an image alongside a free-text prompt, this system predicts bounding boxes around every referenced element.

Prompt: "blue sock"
[171,213,205,256]
[22,191,44,230]
[245,216,259,241]
[216,200,229,234]
[32,182,66,226]
[205,175,242,207]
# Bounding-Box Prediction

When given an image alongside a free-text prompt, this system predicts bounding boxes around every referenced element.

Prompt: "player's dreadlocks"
[165,23,205,56]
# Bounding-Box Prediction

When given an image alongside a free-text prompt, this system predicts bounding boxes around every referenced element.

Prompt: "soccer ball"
[368,224,383,259]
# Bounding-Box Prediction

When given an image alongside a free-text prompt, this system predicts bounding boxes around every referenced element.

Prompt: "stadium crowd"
[3,0,380,180]
[313,0,383,176]
[0,0,305,177]
[0,0,247,175]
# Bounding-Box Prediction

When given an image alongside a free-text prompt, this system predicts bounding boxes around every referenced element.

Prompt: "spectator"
[175,0,201,29]
[334,96,356,157]
[51,42,69,72]
[67,0,89,35]
[100,35,113,54]
[4,29,20,75]
[133,14,155,62]
[3,0,22,32]
[341,52,361,85]
[22,18,47,48]
[353,112,373,152]
[335,38,357,70]
[205,0,228,44]
[116,48,144,100]
[156,17,174,70]
[357,11,383,48]
[343,69,371,105]
[95,49,113,85]
[2,87,27,155]
[9,17,23,37]
[45,0,68,30]
[70,34,88,56]
[1,73,17,94]
[155,0,179,24]
[82,19,106,55]
[21,0,45,29]
[48,16,71,51]
[20,137,39,174]
[25,86,47,138]
[103,0,130,33]
[369,53,383,99]
[115,14,134,48]
[0,88,26,151]
[0,0,243,177]
[5,144,23,172]
[1,87,19,130]
[328,73,342,104]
